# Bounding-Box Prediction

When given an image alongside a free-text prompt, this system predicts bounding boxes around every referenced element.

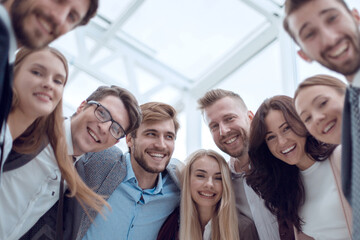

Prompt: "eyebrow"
[265,121,287,135]
[32,63,66,79]
[299,95,323,117]
[298,8,338,37]
[195,169,221,175]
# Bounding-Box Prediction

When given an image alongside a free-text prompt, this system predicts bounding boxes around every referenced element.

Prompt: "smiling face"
[10,0,90,49]
[287,0,360,80]
[71,95,130,155]
[295,85,344,144]
[204,97,252,158]
[265,110,311,170]
[190,156,223,212]
[127,119,176,175]
[13,49,66,120]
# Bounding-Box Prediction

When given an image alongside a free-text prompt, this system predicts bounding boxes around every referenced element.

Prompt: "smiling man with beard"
[82,102,182,240]
[0,0,98,162]
[198,89,283,240]
[283,0,360,238]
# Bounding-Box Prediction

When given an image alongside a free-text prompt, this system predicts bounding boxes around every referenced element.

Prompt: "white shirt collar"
[351,70,360,88]
[0,4,17,63]
[64,118,84,162]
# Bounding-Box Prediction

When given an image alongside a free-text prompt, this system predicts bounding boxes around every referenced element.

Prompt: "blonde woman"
[0,47,107,240]
[158,149,239,240]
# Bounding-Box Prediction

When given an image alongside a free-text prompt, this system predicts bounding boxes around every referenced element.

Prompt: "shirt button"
[131,224,134,228]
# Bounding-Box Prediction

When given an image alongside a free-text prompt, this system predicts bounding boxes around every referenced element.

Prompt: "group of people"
[0,0,359,239]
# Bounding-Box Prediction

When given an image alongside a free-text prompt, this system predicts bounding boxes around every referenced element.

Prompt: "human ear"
[297,50,313,62]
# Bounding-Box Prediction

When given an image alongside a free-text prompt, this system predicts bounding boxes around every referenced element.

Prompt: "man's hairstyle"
[85,85,142,134]
[197,89,248,114]
[283,0,350,43]
[79,0,98,26]
[130,102,180,138]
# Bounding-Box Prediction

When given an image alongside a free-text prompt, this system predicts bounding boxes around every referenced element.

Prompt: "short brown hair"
[283,0,350,43]
[79,0,98,26]
[294,74,347,101]
[130,102,180,137]
[197,89,248,114]
[86,85,142,134]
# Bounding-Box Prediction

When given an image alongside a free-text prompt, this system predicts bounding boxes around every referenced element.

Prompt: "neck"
[346,74,355,84]
[7,109,37,140]
[232,154,250,173]
[197,205,215,233]
[296,154,315,171]
[2,0,13,13]
[130,157,159,189]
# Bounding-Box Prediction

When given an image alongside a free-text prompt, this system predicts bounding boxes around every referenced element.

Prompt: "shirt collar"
[65,118,84,160]
[124,152,164,194]
[351,70,360,88]
[0,4,17,63]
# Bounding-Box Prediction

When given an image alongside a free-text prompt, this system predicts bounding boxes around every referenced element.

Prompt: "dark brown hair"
[85,85,142,134]
[283,0,350,43]
[246,95,336,230]
[79,0,98,26]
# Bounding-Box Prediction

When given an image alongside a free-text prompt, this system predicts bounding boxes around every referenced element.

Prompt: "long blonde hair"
[12,47,108,214]
[179,149,239,240]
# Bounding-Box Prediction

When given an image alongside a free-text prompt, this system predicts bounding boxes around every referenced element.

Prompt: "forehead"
[204,97,245,122]
[22,50,66,73]
[287,0,348,36]
[97,95,129,124]
[295,85,341,108]
[191,156,220,173]
[138,119,175,134]
[265,110,285,130]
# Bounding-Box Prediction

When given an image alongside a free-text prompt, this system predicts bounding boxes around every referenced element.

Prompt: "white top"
[0,123,13,184]
[203,220,212,240]
[229,159,280,240]
[0,118,73,240]
[300,160,350,240]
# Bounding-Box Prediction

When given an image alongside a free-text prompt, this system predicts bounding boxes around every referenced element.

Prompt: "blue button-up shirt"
[83,153,180,240]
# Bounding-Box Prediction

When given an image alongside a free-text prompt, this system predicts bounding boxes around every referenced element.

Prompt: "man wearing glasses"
[79,102,182,240]
[5,85,142,239]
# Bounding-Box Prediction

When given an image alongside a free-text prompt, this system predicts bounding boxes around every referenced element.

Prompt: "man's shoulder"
[165,158,184,189]
[83,145,123,163]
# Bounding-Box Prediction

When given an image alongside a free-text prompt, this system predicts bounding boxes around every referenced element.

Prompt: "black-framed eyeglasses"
[87,100,126,140]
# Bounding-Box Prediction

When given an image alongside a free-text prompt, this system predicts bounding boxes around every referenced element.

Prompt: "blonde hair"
[12,47,108,215]
[179,149,239,240]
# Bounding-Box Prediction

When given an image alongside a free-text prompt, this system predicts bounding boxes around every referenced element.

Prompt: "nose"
[320,27,338,48]
[205,177,214,188]
[313,111,325,125]
[277,135,287,146]
[154,136,166,149]
[219,122,230,136]
[48,5,71,32]
[42,77,53,90]
[98,121,112,135]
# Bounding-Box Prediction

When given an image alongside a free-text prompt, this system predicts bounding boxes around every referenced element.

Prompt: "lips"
[148,152,166,158]
[34,92,51,101]
[199,191,216,198]
[281,144,296,155]
[322,120,336,134]
[88,128,100,143]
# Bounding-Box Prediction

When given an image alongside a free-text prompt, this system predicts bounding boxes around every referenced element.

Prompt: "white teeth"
[88,129,99,142]
[150,153,165,158]
[281,145,295,154]
[323,121,335,133]
[225,137,236,144]
[35,93,50,100]
[39,18,52,33]
[199,192,215,197]
[329,42,348,58]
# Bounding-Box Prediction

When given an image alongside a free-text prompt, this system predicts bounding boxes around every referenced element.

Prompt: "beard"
[217,128,249,158]
[11,0,57,49]
[319,29,360,77]
[132,140,170,174]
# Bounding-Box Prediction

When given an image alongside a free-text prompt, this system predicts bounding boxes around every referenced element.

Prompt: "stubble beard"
[132,140,169,174]
[218,129,249,158]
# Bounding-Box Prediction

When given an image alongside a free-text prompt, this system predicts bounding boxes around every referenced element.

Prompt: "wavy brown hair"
[12,47,108,214]
[246,95,336,231]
